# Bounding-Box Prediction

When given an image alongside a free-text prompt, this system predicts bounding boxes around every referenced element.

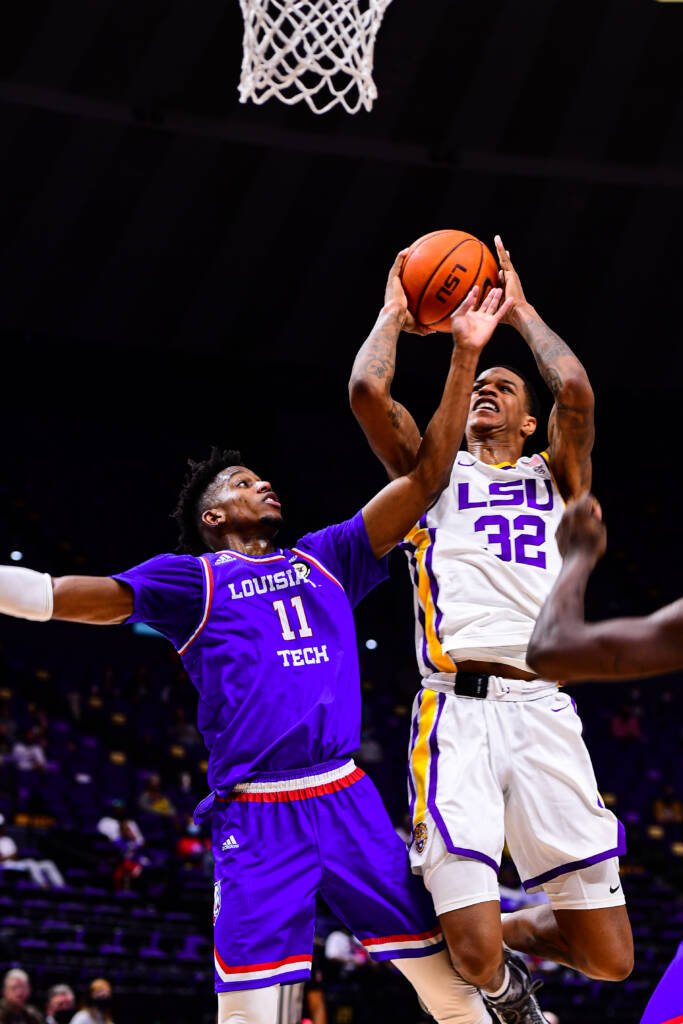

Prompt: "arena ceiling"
[1,0,681,369]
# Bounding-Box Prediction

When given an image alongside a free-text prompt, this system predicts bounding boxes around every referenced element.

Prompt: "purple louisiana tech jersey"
[113,511,388,804]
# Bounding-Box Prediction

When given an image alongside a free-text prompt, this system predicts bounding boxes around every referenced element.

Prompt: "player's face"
[467,368,533,437]
[206,466,283,533]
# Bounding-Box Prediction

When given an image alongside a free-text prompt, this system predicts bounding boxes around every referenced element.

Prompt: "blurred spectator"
[169,708,201,750]
[176,819,209,871]
[45,985,75,1024]
[138,774,176,817]
[0,969,44,1023]
[12,729,46,772]
[70,979,114,1024]
[653,785,683,824]
[610,704,644,742]
[97,802,147,890]
[111,820,148,891]
[0,814,65,888]
[96,801,144,846]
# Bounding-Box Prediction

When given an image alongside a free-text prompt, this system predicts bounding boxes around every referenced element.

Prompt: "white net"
[238,0,394,115]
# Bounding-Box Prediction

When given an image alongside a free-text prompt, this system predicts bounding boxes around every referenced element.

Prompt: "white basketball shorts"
[406,682,625,911]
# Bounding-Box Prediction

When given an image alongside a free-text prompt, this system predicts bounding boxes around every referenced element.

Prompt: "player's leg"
[428,855,505,990]
[314,767,490,1024]
[209,782,320,1022]
[406,689,514,995]
[502,860,633,980]
[218,986,279,1024]
[392,947,490,1024]
[503,692,633,982]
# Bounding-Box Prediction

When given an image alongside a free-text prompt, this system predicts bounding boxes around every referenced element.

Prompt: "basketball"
[400,229,499,332]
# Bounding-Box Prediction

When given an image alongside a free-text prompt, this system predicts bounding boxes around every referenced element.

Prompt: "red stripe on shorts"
[217,765,365,804]
[360,925,442,946]
[214,947,313,974]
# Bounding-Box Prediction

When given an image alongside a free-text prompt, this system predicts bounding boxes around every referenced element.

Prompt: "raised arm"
[363,286,513,558]
[349,251,429,480]
[496,236,594,501]
[527,495,683,681]
[0,565,133,625]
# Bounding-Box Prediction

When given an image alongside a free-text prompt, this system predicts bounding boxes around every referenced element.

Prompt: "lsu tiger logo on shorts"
[413,821,428,854]
[213,880,222,924]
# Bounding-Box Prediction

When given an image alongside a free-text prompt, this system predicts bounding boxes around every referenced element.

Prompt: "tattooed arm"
[496,236,594,500]
[349,250,430,480]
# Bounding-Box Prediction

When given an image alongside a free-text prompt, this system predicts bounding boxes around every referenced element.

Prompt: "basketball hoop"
[238,0,393,115]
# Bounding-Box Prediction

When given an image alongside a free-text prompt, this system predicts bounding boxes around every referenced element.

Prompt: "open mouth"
[473,398,499,413]
[263,492,281,508]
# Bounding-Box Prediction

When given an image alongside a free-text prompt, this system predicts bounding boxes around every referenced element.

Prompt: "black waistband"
[452,672,490,699]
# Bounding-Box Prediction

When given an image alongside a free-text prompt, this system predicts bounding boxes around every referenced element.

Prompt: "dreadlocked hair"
[171,447,244,555]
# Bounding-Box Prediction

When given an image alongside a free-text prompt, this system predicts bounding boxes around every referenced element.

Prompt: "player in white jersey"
[349,237,634,1023]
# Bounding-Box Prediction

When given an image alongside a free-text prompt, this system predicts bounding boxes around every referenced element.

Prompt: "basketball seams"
[414,238,474,326]
[430,241,484,329]
[401,230,497,331]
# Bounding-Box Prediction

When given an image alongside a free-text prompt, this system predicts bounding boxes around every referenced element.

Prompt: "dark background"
[0,0,682,603]
[0,0,682,1021]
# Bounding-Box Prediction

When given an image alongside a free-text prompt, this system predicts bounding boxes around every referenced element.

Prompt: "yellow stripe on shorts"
[405,525,455,674]
[411,688,438,827]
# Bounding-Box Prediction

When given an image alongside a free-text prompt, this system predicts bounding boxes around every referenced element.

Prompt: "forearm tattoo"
[354,314,400,389]
[517,308,594,488]
[517,314,579,400]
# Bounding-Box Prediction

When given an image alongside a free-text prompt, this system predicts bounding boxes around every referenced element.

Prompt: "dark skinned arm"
[527,495,683,680]
[496,236,594,500]
[362,287,513,559]
[349,251,429,480]
[51,576,134,624]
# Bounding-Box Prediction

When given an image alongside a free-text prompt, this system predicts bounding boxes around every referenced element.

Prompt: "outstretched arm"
[363,287,513,558]
[527,495,683,680]
[496,236,594,500]
[349,251,429,480]
[0,565,133,625]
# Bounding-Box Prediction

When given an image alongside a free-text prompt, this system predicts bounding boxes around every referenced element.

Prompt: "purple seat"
[140,931,165,959]
[18,937,49,950]
[176,934,206,962]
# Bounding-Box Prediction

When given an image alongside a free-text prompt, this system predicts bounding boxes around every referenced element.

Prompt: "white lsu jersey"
[401,450,565,678]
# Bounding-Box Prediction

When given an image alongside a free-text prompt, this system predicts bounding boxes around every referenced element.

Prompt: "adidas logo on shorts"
[221,834,240,851]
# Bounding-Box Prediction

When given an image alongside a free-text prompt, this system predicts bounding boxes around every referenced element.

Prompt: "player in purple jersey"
[0,257,513,1024]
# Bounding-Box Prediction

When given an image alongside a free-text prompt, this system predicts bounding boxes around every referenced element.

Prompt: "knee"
[446,936,503,989]
[580,945,634,981]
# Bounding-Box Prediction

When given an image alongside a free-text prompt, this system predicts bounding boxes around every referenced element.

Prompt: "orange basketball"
[400,229,499,332]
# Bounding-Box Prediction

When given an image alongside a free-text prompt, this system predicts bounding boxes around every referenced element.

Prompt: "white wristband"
[0,566,54,621]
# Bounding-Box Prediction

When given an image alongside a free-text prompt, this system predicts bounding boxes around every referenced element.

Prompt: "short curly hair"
[171,447,244,555]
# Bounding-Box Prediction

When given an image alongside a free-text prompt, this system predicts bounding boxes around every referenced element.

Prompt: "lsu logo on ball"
[213,880,222,924]
[413,821,428,854]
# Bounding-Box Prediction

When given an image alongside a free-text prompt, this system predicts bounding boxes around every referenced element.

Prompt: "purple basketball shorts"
[210,758,445,992]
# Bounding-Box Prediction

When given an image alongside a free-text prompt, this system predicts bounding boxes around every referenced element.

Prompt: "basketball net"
[238,0,393,115]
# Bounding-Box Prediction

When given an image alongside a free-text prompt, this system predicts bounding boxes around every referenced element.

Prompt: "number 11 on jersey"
[273,596,313,640]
